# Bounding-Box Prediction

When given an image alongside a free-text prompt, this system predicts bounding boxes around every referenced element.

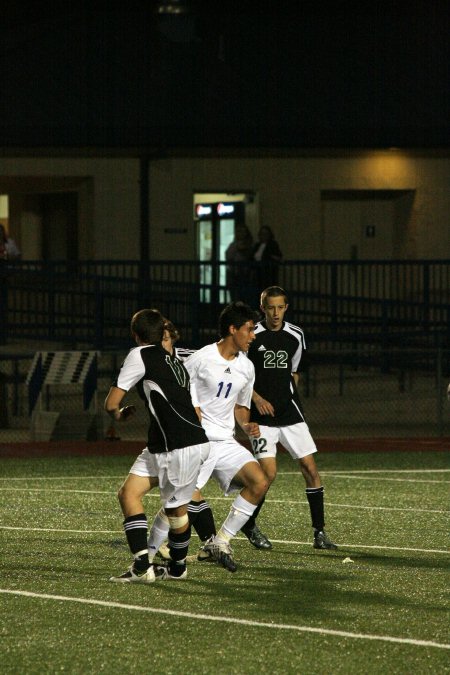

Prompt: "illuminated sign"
[196,204,213,217]
[217,203,235,216]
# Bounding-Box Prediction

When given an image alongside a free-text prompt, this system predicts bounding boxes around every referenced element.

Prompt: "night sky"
[0,0,449,149]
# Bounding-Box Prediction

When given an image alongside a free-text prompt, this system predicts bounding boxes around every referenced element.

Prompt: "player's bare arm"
[104,385,137,422]
[252,390,275,417]
[235,403,260,438]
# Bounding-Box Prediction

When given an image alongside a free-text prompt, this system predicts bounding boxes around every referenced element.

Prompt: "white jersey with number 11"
[183,342,255,441]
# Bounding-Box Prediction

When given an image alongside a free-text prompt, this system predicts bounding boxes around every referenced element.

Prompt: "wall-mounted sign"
[217,202,235,216]
[196,204,212,217]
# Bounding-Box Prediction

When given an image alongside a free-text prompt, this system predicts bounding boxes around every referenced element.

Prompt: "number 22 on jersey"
[263,350,288,368]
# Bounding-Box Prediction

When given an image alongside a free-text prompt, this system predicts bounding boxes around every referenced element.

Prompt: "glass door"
[195,201,245,305]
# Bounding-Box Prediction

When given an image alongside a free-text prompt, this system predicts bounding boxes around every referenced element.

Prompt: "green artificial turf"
[0,450,448,674]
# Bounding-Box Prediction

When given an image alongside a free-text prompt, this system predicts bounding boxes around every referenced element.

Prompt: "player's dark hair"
[260,286,288,305]
[218,301,258,338]
[163,318,180,343]
[131,308,165,344]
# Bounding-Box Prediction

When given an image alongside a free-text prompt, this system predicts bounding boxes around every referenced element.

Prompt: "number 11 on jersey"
[216,381,232,398]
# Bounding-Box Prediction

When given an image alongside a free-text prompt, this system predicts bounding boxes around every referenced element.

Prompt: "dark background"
[0,0,449,149]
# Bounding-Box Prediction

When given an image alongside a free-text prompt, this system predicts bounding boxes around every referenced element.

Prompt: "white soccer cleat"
[109,564,156,584]
[157,542,171,560]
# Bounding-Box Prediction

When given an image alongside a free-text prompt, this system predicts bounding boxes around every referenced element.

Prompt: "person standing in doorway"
[252,226,282,290]
[0,224,21,260]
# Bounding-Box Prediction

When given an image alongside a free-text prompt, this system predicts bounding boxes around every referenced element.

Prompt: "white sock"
[147,508,170,562]
[217,494,257,541]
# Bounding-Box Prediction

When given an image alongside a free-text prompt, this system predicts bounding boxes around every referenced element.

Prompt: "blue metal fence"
[1,259,449,350]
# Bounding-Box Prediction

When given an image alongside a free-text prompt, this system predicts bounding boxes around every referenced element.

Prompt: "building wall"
[0,151,448,260]
[0,157,140,259]
[149,152,450,261]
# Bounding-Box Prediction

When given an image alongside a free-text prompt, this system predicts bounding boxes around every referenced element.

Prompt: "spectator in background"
[0,224,21,260]
[225,224,254,302]
[252,225,283,289]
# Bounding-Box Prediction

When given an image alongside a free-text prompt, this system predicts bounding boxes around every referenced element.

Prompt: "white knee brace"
[167,513,189,530]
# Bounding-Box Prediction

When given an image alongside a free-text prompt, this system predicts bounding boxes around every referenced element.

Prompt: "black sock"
[241,496,266,534]
[188,500,216,542]
[168,526,191,577]
[123,513,149,571]
[305,486,325,531]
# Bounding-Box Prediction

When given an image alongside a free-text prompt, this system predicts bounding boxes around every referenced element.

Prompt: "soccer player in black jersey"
[105,308,210,583]
[244,286,337,550]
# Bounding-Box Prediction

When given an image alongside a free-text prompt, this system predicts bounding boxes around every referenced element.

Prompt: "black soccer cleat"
[242,524,273,550]
[313,530,338,550]
[202,536,238,572]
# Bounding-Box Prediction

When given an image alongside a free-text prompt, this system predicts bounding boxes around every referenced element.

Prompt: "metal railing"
[1,259,449,350]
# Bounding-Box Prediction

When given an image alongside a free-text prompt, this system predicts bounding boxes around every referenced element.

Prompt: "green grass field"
[1,449,449,674]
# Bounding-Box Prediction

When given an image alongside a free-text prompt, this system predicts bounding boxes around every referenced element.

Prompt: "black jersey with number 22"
[248,320,307,427]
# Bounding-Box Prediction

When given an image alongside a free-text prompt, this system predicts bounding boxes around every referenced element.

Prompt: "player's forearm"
[235,405,260,438]
[252,390,265,406]
[234,404,250,429]
[252,390,275,416]
[104,386,134,421]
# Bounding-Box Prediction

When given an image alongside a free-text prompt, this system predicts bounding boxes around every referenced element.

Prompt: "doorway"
[193,192,256,304]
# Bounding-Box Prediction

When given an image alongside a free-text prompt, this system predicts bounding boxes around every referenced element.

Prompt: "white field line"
[0,589,448,650]
[320,475,448,484]
[265,500,448,514]
[0,526,448,554]
[0,469,449,481]
[320,469,450,474]
[0,487,447,515]
[0,488,114,494]
[0,476,126,481]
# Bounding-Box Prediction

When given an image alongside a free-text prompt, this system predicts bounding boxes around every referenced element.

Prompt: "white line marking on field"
[0,476,125,481]
[0,489,446,515]
[274,472,450,483]
[0,469,448,482]
[0,526,448,554]
[271,501,448,514]
[0,488,113,494]
[269,540,450,554]
[326,475,448,484]
[0,589,448,650]
[320,469,450,474]
[0,526,120,534]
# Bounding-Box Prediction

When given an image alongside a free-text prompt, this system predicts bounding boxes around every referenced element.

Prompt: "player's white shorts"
[129,442,211,508]
[249,422,317,460]
[196,438,258,495]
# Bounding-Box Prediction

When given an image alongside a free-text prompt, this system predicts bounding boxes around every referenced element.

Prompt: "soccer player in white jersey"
[148,302,269,572]
[245,286,337,550]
